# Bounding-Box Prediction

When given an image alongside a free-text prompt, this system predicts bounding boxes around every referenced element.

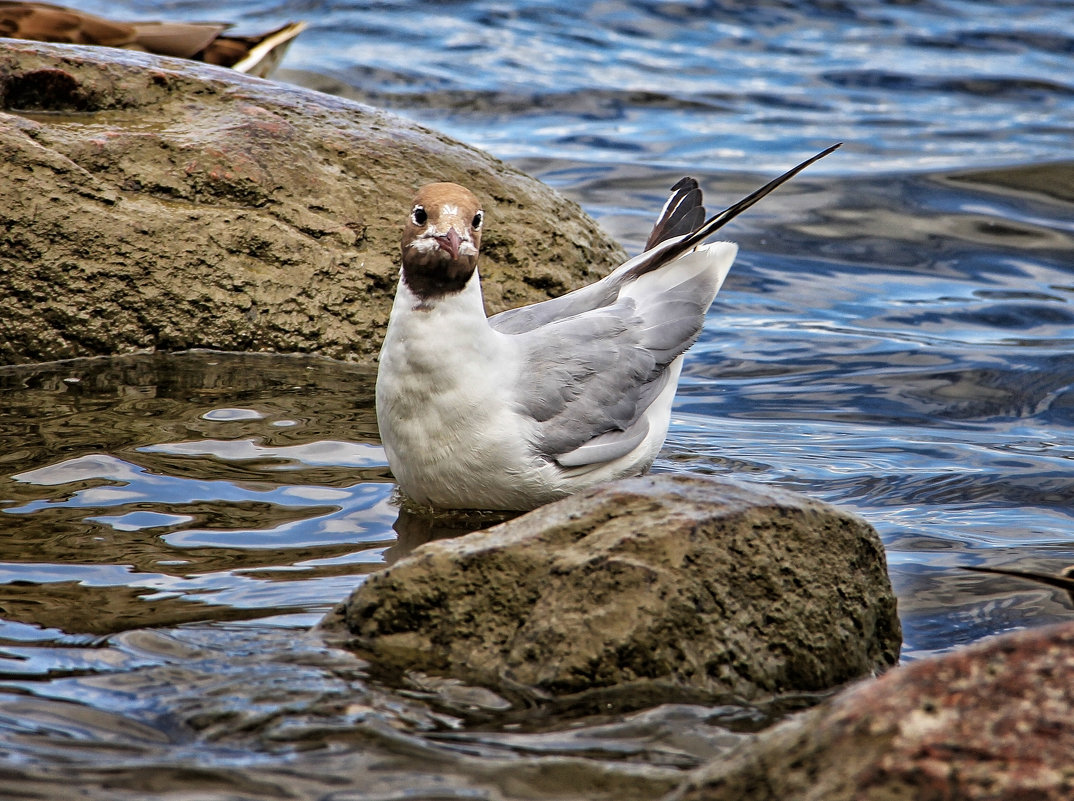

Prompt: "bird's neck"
[381,267,510,388]
[389,267,491,334]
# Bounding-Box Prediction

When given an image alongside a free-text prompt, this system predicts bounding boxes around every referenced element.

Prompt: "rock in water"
[323,475,901,702]
[669,621,1074,801]
[0,40,624,365]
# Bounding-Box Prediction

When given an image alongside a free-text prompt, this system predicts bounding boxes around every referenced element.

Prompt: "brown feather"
[0,3,135,45]
[0,2,303,76]
[128,22,227,59]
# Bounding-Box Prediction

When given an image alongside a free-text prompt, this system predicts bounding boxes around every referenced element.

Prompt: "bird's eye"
[412,206,428,226]
[472,211,483,230]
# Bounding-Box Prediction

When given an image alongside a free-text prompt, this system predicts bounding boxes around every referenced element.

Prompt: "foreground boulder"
[0,40,624,365]
[322,475,901,702]
[670,621,1074,801]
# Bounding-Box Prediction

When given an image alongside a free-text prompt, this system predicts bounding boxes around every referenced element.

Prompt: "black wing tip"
[691,142,842,237]
[669,176,700,192]
[960,564,1074,590]
[634,143,842,275]
[814,142,842,161]
[644,177,707,250]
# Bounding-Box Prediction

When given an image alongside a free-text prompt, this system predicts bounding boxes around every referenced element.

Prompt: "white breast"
[376,275,560,509]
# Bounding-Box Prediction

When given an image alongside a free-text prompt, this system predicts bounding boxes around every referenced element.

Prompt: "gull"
[377,145,840,510]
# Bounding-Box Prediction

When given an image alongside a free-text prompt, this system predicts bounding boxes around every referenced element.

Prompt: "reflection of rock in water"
[0,579,293,635]
[962,563,1074,606]
[945,161,1074,204]
[896,363,1074,421]
[0,352,380,477]
[0,351,393,636]
[387,505,519,564]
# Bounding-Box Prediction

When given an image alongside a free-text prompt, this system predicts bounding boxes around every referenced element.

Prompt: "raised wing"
[496,145,841,467]
[490,176,706,336]
[510,243,733,467]
[491,144,838,336]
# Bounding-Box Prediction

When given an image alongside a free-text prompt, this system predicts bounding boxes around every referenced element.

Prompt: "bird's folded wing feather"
[509,272,712,467]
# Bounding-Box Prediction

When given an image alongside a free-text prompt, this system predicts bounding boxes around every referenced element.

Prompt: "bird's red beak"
[435,227,463,260]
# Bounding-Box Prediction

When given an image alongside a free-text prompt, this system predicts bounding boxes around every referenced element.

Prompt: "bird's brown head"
[400,182,484,299]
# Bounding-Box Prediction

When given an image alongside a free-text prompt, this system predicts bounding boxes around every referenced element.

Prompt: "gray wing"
[497,176,714,467]
[490,278,622,335]
[510,277,712,468]
[499,148,842,466]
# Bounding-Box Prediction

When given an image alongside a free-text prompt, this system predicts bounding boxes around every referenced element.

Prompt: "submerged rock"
[322,474,901,703]
[0,40,624,365]
[670,620,1074,801]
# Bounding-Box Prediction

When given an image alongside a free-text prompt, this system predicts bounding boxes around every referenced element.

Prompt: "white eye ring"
[412,206,428,226]
[472,211,484,230]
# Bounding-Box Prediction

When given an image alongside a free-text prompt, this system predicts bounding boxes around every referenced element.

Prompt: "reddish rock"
[671,622,1074,801]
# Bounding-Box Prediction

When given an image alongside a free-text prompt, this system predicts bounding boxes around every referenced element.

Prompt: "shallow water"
[3,0,1074,798]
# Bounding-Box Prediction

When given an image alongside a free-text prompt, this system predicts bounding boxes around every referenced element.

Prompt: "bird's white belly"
[376,321,558,510]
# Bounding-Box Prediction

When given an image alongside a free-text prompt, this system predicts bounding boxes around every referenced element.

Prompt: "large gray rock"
[322,475,901,702]
[0,39,625,365]
[670,620,1074,801]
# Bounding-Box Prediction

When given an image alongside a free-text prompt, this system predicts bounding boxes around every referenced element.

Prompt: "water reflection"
[0,354,390,637]
[0,623,730,800]
[388,507,518,564]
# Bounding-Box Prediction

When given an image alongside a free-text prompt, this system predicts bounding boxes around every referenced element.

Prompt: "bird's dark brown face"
[400,182,484,300]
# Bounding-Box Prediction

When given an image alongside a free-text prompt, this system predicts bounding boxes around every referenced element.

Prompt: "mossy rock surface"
[0,39,625,364]
[324,474,901,704]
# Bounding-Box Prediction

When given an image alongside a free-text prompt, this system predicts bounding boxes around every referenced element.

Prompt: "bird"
[376,144,840,511]
[962,563,1074,607]
[0,2,305,78]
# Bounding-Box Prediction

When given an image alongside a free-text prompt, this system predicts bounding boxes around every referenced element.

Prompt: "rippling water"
[3,1,1074,798]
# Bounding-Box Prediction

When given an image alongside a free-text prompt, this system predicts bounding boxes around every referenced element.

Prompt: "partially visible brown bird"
[0,2,305,78]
